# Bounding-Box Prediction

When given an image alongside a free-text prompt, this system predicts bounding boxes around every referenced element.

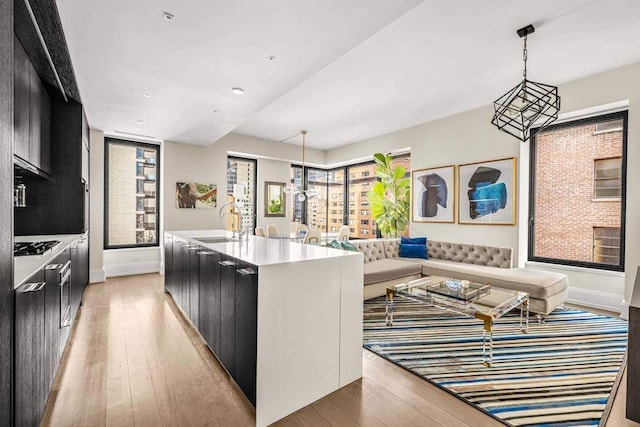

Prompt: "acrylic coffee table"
[385,276,529,367]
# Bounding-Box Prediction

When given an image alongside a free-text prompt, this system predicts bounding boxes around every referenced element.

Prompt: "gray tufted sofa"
[350,238,568,315]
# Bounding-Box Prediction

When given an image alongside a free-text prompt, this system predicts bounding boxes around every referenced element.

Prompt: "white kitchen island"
[164,230,364,427]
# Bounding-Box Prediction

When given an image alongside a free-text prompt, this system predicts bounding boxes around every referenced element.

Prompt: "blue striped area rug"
[363,296,628,426]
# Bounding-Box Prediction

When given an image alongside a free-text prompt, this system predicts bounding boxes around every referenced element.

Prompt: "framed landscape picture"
[264,181,286,217]
[175,182,217,209]
[458,157,516,225]
[412,165,455,223]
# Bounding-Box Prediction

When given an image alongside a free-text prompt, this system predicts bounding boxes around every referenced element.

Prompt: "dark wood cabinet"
[14,98,89,235]
[13,34,51,174]
[167,238,259,406]
[70,234,89,321]
[234,262,258,405]
[219,254,237,377]
[188,246,201,329]
[14,271,46,427]
[163,234,173,295]
[14,35,30,162]
[199,250,221,353]
[44,248,70,392]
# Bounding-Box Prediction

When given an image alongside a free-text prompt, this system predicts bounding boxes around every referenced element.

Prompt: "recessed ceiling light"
[267,55,276,61]
[213,110,218,113]
[231,87,245,95]
[143,93,151,98]
[162,12,174,21]
[136,120,144,125]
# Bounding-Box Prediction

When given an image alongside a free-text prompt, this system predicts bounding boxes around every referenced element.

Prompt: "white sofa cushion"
[364,258,422,285]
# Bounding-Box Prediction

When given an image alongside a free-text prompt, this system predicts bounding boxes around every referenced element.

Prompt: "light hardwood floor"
[42,274,638,426]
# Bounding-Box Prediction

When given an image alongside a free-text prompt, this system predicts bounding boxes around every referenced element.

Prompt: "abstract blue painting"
[458,158,516,225]
[412,165,455,223]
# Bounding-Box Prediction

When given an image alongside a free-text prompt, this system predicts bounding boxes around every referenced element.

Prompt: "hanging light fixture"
[491,24,560,142]
[283,130,319,201]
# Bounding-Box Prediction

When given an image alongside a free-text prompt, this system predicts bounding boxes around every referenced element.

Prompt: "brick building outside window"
[529,112,627,270]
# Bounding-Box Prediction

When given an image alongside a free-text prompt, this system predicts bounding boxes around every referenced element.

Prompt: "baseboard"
[105,261,161,278]
[621,300,630,320]
[89,268,106,283]
[566,286,623,315]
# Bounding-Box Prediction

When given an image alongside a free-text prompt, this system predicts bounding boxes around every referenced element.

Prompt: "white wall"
[163,133,324,232]
[89,129,106,282]
[257,158,293,232]
[327,61,640,315]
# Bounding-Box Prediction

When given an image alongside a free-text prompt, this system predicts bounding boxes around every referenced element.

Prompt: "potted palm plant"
[367,153,410,238]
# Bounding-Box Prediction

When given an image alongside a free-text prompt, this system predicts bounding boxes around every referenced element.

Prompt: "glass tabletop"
[388,275,528,319]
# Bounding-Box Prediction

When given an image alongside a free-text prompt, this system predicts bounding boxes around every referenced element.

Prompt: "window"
[529,111,627,271]
[105,138,160,248]
[594,157,622,199]
[288,153,410,239]
[593,227,621,265]
[289,165,303,223]
[227,157,257,233]
[594,118,624,134]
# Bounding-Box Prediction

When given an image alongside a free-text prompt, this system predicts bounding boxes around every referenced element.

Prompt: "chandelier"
[491,24,560,142]
[283,130,319,201]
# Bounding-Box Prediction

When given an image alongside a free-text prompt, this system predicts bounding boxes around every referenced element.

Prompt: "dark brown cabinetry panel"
[234,262,258,405]
[14,34,51,174]
[14,35,30,161]
[0,0,13,422]
[14,271,46,427]
[199,251,221,354]
[167,239,259,407]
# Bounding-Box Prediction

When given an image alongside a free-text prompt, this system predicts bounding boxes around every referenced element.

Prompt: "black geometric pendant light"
[491,25,561,142]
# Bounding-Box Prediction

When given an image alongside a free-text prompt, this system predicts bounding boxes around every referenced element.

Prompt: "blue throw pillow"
[401,236,427,245]
[399,243,428,259]
[340,241,358,252]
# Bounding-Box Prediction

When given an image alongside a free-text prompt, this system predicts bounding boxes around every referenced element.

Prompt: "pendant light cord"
[523,35,528,81]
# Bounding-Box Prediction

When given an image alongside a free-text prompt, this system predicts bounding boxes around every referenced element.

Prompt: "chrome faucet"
[218,202,245,240]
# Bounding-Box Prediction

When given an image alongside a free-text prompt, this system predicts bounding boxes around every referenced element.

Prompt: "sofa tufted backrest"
[427,240,512,268]
[350,238,513,268]
[349,240,387,263]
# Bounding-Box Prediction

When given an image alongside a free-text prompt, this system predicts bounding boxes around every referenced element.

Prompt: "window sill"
[526,261,625,277]
[591,198,621,202]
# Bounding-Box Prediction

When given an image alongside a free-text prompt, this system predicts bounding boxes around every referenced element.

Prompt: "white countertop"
[14,234,85,289]
[167,229,362,267]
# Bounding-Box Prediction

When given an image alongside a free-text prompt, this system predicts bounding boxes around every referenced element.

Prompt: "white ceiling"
[57,0,640,150]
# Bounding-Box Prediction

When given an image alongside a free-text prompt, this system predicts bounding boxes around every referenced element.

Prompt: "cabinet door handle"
[198,251,217,256]
[236,268,257,276]
[219,260,236,267]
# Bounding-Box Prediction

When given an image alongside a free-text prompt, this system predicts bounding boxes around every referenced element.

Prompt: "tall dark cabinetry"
[14,98,89,236]
[0,0,14,423]
[14,271,45,426]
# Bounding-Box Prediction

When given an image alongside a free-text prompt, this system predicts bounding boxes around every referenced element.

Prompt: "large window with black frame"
[290,153,410,239]
[105,138,160,248]
[529,111,627,271]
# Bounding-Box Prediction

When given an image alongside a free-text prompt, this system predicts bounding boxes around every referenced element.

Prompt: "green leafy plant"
[367,153,410,237]
[268,196,283,214]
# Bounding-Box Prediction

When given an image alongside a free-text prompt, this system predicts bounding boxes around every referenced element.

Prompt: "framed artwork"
[412,165,455,223]
[176,182,217,209]
[264,181,286,217]
[457,157,516,225]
